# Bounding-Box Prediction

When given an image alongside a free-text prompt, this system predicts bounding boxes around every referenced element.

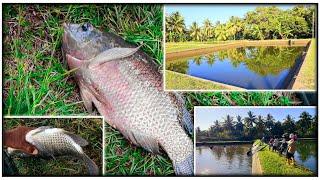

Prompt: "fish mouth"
[63,22,70,32]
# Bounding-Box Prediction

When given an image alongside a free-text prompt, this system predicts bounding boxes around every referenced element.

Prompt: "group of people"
[265,133,297,165]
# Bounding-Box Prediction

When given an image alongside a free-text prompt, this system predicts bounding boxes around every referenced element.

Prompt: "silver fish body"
[62,23,194,175]
[26,126,99,175]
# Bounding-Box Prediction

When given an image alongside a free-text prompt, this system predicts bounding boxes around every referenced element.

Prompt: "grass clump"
[255,140,314,176]
[293,38,316,90]
[4,118,103,176]
[165,70,232,90]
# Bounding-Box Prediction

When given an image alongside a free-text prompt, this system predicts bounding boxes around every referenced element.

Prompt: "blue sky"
[196,107,316,130]
[166,5,295,27]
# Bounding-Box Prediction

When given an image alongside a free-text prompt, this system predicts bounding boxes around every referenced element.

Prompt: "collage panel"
[194,107,317,176]
[1,2,318,177]
[3,117,103,176]
[164,4,317,91]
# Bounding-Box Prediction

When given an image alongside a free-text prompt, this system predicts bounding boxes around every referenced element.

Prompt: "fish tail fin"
[173,154,194,176]
[82,154,99,176]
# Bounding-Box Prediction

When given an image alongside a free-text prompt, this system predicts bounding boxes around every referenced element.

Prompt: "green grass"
[293,38,316,90]
[4,118,103,176]
[166,41,233,53]
[165,70,231,90]
[255,140,314,176]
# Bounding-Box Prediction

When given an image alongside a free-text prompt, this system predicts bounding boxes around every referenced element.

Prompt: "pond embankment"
[165,70,244,91]
[251,140,315,176]
[166,39,310,61]
[292,38,316,90]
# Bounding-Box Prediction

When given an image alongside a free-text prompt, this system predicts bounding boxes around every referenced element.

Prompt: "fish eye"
[81,23,91,32]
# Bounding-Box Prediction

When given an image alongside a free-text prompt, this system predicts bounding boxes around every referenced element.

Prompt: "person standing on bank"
[286,133,297,165]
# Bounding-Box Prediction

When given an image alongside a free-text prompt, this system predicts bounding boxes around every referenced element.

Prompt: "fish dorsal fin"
[126,130,160,154]
[182,107,194,135]
[27,126,52,136]
[88,45,141,68]
[64,131,89,147]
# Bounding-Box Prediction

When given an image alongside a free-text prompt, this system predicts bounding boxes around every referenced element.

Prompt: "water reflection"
[295,140,317,172]
[166,46,305,89]
[196,144,252,175]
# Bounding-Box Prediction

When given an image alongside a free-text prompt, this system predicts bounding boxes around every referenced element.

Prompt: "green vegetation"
[256,140,314,176]
[293,38,316,89]
[166,5,315,42]
[196,110,317,141]
[4,118,102,176]
[165,70,231,90]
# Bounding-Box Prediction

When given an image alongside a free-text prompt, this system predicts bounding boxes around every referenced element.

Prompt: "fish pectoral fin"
[128,130,160,154]
[64,132,89,147]
[88,46,141,68]
[79,81,95,113]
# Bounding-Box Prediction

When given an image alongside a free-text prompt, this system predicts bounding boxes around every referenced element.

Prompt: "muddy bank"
[252,150,263,175]
[166,39,310,61]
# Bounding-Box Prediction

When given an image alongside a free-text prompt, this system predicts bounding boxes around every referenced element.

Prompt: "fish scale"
[62,23,194,175]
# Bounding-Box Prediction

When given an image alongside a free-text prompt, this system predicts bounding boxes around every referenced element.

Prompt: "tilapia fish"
[62,22,194,175]
[25,126,99,175]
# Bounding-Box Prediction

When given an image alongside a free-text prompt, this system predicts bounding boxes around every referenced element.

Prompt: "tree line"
[166,5,315,42]
[196,111,317,141]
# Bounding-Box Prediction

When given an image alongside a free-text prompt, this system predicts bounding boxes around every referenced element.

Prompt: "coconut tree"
[265,113,275,135]
[165,11,186,42]
[203,18,214,41]
[244,111,257,138]
[223,115,234,138]
[256,115,265,137]
[296,111,313,136]
[190,21,202,41]
[214,24,228,41]
[235,115,244,138]
[282,114,296,134]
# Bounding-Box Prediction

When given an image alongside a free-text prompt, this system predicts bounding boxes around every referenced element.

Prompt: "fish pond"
[196,144,252,175]
[166,46,305,89]
[195,140,317,176]
[294,139,317,173]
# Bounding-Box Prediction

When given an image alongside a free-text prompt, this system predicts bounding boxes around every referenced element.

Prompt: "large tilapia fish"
[25,126,99,175]
[62,22,194,175]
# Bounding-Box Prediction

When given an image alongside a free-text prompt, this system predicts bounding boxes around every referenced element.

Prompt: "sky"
[165,4,295,27]
[195,107,316,130]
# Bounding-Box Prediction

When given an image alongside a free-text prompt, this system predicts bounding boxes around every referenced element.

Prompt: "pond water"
[166,46,305,89]
[295,140,317,173]
[196,144,252,175]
